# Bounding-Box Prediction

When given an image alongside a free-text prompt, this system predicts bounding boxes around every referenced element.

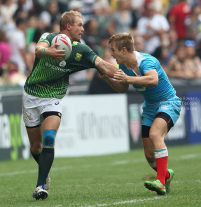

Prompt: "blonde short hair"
[60,10,82,31]
[109,33,134,53]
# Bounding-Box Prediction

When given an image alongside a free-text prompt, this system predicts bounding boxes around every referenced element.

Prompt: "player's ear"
[66,23,71,31]
[122,47,126,54]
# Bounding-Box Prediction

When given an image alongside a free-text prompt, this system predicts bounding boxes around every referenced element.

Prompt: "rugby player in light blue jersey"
[98,33,181,195]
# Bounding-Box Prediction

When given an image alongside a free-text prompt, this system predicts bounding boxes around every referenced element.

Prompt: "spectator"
[134,35,145,52]
[137,0,170,54]
[40,0,61,27]
[152,32,173,70]
[28,0,43,16]
[169,29,178,54]
[168,0,191,40]
[7,18,28,75]
[0,30,11,77]
[68,0,83,12]
[0,61,26,86]
[0,0,17,25]
[97,33,111,59]
[166,42,200,79]
[108,0,132,35]
[184,39,201,78]
[130,4,141,36]
[187,4,201,41]
[80,0,96,24]
[166,43,187,78]
[82,18,100,54]
[93,0,112,15]
[0,0,17,36]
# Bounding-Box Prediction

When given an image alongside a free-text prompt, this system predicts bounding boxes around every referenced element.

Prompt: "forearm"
[105,76,129,93]
[35,45,48,58]
[97,60,119,78]
[126,75,158,87]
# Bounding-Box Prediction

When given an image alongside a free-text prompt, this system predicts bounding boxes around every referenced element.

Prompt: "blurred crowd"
[0,0,201,87]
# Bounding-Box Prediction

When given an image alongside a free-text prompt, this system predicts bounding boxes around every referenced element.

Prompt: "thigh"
[42,115,61,132]
[26,126,42,146]
[150,118,168,138]
[149,118,168,150]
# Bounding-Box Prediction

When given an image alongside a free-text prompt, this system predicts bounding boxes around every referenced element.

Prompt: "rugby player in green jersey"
[22,10,120,200]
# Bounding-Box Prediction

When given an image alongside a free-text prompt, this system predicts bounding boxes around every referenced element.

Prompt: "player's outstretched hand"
[114,70,127,83]
[46,43,65,62]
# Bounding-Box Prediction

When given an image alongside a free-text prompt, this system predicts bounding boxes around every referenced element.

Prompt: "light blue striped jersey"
[119,51,176,104]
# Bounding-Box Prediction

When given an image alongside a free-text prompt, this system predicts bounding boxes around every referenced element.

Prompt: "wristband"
[42,48,46,56]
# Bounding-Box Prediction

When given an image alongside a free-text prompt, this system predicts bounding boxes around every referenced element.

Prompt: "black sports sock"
[31,150,40,164]
[37,148,54,187]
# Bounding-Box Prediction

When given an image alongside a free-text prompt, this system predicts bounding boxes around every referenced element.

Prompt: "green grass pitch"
[0,144,201,207]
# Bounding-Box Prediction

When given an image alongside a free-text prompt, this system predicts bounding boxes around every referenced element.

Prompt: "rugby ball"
[51,34,72,61]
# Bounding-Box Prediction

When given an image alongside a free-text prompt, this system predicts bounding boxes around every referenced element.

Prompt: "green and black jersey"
[24,32,98,99]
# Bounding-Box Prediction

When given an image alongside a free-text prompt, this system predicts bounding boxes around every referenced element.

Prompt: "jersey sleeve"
[139,58,157,75]
[38,33,51,46]
[83,44,98,68]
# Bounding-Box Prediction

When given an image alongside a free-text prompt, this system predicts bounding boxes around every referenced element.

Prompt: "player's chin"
[77,35,82,40]
[116,59,122,65]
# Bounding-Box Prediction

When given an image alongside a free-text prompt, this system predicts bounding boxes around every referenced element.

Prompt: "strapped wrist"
[42,48,46,56]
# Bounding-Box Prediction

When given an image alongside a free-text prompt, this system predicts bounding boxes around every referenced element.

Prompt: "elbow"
[152,80,158,87]
[150,77,158,86]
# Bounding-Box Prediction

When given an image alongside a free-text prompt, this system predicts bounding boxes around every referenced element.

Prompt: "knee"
[43,129,56,147]
[149,130,160,144]
[30,143,42,154]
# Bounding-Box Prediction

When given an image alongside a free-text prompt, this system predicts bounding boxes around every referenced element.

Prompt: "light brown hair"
[109,33,134,53]
[60,10,82,31]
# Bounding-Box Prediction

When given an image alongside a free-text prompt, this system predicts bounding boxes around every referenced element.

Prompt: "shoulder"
[38,32,59,45]
[139,53,159,67]
[40,32,59,39]
[73,42,94,52]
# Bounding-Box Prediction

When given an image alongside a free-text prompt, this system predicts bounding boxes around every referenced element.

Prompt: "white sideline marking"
[86,196,166,207]
[0,153,200,177]
[112,159,144,165]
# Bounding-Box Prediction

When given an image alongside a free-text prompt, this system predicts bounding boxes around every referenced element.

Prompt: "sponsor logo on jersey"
[45,62,73,72]
[55,102,59,105]
[59,61,66,67]
[26,113,33,120]
[159,105,168,110]
[75,53,82,61]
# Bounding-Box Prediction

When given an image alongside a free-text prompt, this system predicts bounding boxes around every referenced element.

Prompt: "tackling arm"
[98,71,129,93]
[96,58,119,78]
[114,70,158,87]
